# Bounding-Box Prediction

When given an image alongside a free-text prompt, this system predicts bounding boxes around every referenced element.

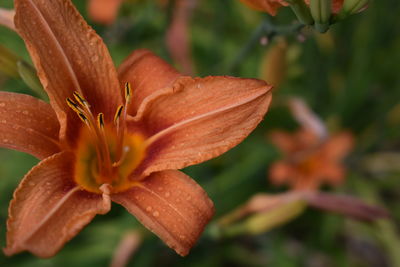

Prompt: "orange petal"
[4,152,111,258]
[269,130,299,154]
[111,170,214,256]
[0,92,60,159]
[317,163,345,186]
[14,0,122,142]
[135,76,272,176]
[321,132,354,161]
[0,8,15,31]
[88,0,124,25]
[239,0,288,16]
[118,49,182,117]
[269,161,296,185]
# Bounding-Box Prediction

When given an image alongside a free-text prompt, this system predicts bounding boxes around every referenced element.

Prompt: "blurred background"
[0,0,400,266]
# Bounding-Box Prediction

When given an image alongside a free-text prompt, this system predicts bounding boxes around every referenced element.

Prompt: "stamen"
[66,98,83,114]
[114,105,124,125]
[73,91,90,108]
[125,82,132,104]
[97,113,105,129]
[77,112,89,124]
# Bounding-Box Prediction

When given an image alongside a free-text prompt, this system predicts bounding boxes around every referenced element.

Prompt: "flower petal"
[135,76,272,176]
[269,161,297,185]
[0,92,60,159]
[14,0,122,142]
[321,132,354,161]
[0,8,15,31]
[88,0,123,25]
[118,49,181,117]
[4,151,111,258]
[111,170,214,256]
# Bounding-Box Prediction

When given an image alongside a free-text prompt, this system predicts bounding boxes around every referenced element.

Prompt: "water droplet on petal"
[146,206,152,212]
[153,211,159,217]
[164,192,170,197]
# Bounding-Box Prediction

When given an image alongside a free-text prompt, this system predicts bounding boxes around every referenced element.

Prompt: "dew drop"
[164,192,170,198]
[2,138,8,143]
[0,102,5,107]
[153,211,159,217]
[28,181,35,186]
[146,206,152,212]
[22,110,29,115]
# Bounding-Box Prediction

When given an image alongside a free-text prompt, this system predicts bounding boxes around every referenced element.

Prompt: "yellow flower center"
[74,126,145,194]
[67,84,145,194]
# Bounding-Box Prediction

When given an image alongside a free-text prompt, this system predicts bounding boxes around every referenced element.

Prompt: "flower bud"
[286,0,314,25]
[343,0,368,14]
[310,0,332,33]
[259,38,288,88]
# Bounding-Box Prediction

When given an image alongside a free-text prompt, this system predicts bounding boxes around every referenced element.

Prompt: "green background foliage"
[0,0,399,266]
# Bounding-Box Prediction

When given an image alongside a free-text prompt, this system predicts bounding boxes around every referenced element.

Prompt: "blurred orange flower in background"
[269,128,354,190]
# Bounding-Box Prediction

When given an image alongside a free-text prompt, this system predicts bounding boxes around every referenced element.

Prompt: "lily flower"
[269,128,354,190]
[1,0,272,258]
[269,97,353,190]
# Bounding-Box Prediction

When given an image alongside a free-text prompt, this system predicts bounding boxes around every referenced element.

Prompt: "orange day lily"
[269,128,354,190]
[0,0,272,258]
[268,98,353,191]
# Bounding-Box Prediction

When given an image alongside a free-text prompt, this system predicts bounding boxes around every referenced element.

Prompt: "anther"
[66,98,82,114]
[77,112,88,123]
[73,91,90,108]
[97,113,105,129]
[114,105,124,124]
[125,82,132,104]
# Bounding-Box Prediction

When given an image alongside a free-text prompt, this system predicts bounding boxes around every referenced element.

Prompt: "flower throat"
[66,83,144,193]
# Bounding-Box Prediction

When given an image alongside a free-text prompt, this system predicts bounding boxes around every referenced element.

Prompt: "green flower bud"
[310,0,332,33]
[286,0,315,25]
[343,0,369,14]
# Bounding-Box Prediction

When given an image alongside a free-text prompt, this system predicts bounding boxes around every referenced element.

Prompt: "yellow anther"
[97,113,105,128]
[114,105,124,124]
[73,91,90,108]
[124,82,132,103]
[66,98,83,114]
[77,112,88,123]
